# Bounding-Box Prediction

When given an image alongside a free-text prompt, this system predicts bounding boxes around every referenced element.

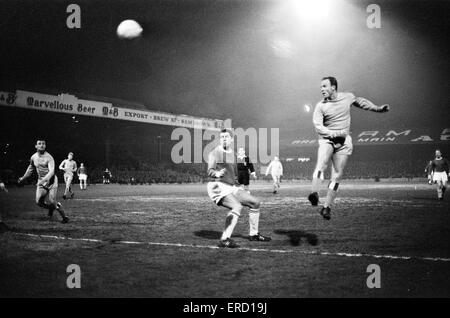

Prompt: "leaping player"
[430,149,449,200]
[18,140,69,223]
[207,129,271,248]
[307,76,390,220]
[59,152,77,200]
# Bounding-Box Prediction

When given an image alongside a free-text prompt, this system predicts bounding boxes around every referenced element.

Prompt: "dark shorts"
[238,172,250,186]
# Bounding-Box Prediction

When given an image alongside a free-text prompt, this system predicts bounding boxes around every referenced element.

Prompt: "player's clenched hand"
[380,104,390,112]
[251,172,257,179]
[216,168,226,178]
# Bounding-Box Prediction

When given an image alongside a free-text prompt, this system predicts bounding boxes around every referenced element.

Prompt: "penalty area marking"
[12,232,450,263]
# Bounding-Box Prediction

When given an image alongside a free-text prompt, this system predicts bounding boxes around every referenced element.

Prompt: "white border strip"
[13,233,450,262]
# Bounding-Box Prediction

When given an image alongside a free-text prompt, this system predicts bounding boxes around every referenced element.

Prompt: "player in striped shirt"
[18,140,69,223]
[430,149,449,200]
[59,152,77,199]
[308,77,390,220]
[207,129,271,248]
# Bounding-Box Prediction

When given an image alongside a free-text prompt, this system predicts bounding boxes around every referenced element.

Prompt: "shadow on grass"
[194,230,247,240]
[274,229,319,246]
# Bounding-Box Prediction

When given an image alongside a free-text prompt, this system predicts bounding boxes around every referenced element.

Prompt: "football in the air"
[117,19,143,39]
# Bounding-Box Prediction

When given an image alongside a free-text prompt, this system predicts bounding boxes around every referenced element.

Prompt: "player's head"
[321,76,338,99]
[80,163,84,167]
[68,152,74,160]
[35,139,46,153]
[274,156,279,161]
[238,147,245,156]
[435,149,442,158]
[219,129,233,149]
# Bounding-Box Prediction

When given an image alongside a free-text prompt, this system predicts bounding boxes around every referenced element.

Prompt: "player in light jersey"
[59,152,77,199]
[77,163,88,190]
[430,149,449,200]
[18,140,69,223]
[308,76,390,220]
[207,129,271,248]
[265,156,283,194]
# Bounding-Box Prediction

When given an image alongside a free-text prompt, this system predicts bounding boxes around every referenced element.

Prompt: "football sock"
[437,186,443,198]
[324,181,339,208]
[249,209,260,236]
[221,210,240,240]
[312,170,323,193]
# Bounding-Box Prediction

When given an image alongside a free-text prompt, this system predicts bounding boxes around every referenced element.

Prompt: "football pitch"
[1,181,449,298]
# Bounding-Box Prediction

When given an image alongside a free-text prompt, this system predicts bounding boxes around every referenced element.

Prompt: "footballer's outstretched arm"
[20,157,35,181]
[352,97,390,112]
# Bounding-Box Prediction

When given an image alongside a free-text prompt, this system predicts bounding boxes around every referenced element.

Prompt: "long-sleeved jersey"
[237,155,255,174]
[266,160,283,176]
[207,145,237,186]
[59,159,77,176]
[431,157,449,174]
[77,166,87,175]
[313,92,386,139]
[23,152,55,183]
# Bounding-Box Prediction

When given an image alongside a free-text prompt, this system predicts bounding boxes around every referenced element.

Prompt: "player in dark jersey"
[207,129,271,248]
[236,148,256,193]
[430,149,449,200]
[18,140,69,223]
[103,168,112,184]
[308,76,390,220]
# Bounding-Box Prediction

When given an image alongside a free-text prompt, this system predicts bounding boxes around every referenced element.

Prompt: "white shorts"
[207,182,240,205]
[79,174,87,181]
[432,172,448,183]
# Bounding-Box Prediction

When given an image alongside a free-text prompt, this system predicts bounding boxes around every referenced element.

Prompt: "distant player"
[308,76,390,220]
[103,168,112,184]
[0,177,9,233]
[236,148,256,192]
[207,129,271,248]
[430,149,449,200]
[425,160,433,185]
[18,140,69,223]
[77,163,88,190]
[59,152,77,199]
[265,156,283,194]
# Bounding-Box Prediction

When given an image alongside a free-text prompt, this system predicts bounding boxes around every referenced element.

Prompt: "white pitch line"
[12,232,450,262]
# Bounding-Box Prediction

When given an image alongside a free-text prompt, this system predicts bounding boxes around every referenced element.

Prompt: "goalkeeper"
[307,77,390,220]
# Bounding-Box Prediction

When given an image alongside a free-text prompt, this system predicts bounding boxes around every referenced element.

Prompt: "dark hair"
[220,128,233,137]
[36,139,46,144]
[322,76,338,90]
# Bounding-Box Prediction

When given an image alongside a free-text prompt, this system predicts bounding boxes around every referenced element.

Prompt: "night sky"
[1,0,449,138]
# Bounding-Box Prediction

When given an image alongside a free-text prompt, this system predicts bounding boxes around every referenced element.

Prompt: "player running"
[430,149,449,200]
[18,140,69,223]
[265,156,283,194]
[308,76,390,220]
[59,152,77,199]
[77,163,88,190]
[236,148,256,193]
[207,129,271,248]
